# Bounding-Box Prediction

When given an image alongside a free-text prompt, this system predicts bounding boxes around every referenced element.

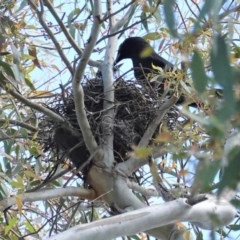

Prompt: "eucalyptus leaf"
[191,51,208,94]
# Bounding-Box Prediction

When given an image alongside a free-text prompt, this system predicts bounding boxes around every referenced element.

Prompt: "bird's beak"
[113,63,123,72]
[114,52,122,66]
[113,60,118,66]
[113,52,123,72]
[113,55,119,72]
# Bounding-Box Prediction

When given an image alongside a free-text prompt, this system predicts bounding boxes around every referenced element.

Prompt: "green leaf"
[0,60,15,78]
[163,0,178,37]
[205,116,225,138]
[233,43,240,58]
[122,4,136,33]
[0,184,7,200]
[12,63,25,84]
[140,11,148,32]
[16,0,28,12]
[198,0,215,22]
[230,199,240,208]
[25,77,35,90]
[68,8,81,38]
[4,216,18,234]
[191,51,208,94]
[211,0,227,18]
[25,221,36,233]
[147,0,153,6]
[196,231,203,240]
[10,175,24,189]
[210,35,234,119]
[211,35,233,86]
[194,159,220,193]
[194,1,226,33]
[143,32,161,40]
[228,224,240,231]
[134,147,152,158]
[218,146,240,194]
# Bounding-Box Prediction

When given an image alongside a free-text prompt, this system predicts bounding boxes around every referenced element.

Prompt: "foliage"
[0,0,239,239]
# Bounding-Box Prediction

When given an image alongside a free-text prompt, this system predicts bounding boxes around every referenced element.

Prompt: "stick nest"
[39,78,179,174]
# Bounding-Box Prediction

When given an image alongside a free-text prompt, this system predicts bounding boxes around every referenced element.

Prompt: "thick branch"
[127,180,159,198]
[87,165,186,240]
[100,0,118,166]
[47,198,188,240]
[72,0,101,157]
[0,187,96,211]
[47,196,236,240]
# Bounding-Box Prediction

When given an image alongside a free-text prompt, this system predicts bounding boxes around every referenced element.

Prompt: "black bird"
[114,37,174,82]
[114,37,223,107]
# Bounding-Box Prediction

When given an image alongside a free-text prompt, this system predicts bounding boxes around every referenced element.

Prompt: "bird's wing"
[151,52,174,70]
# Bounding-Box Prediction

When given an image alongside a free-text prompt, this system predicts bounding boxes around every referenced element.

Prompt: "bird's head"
[114,37,154,64]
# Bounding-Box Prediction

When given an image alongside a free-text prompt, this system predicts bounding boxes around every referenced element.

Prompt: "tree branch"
[127,180,159,197]
[116,96,178,176]
[101,0,135,23]
[46,195,236,240]
[28,0,74,74]
[100,0,118,167]
[72,0,101,158]
[6,88,65,123]
[0,118,39,132]
[96,1,161,45]
[139,96,178,147]
[42,0,101,69]
[87,165,186,240]
[0,187,96,211]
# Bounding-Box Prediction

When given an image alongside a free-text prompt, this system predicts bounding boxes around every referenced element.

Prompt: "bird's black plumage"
[114,37,190,105]
[114,37,223,107]
[114,37,174,81]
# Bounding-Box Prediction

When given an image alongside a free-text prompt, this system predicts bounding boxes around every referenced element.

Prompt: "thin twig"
[42,0,101,68]
[116,96,178,176]
[7,88,65,123]
[0,119,39,132]
[28,0,74,74]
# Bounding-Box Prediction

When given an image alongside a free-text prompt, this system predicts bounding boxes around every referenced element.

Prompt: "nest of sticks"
[39,78,179,175]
